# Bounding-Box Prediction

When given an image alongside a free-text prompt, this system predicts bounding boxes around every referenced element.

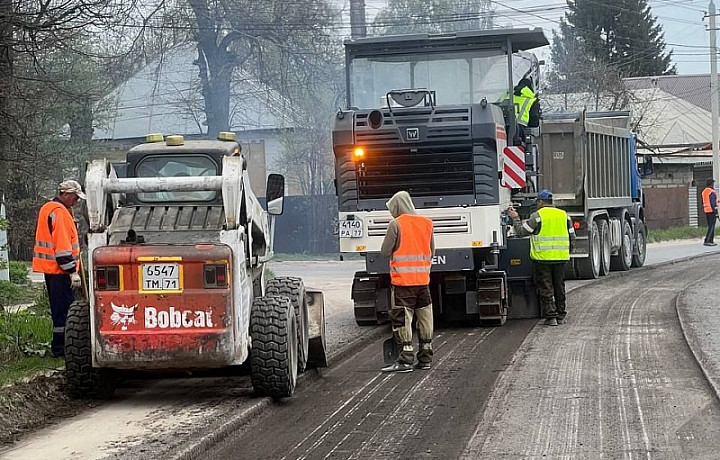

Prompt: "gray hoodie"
[381,191,435,258]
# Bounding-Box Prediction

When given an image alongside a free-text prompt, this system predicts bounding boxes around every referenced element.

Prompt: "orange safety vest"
[389,214,433,286]
[32,201,80,275]
[702,187,718,214]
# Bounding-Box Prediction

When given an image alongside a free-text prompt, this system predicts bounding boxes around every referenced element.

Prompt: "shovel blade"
[383,338,399,365]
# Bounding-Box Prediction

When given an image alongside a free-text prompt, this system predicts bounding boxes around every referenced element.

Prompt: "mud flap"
[383,337,399,365]
[306,289,328,367]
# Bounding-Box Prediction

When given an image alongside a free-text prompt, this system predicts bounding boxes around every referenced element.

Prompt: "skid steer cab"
[67,132,327,400]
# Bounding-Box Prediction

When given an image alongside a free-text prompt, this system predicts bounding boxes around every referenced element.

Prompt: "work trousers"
[705,212,717,244]
[533,262,566,319]
[45,273,74,357]
[389,285,433,365]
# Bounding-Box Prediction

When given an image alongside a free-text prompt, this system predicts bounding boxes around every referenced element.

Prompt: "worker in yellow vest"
[380,191,435,373]
[508,189,576,326]
[702,178,718,247]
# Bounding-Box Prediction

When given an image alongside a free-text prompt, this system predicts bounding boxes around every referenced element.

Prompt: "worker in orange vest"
[702,178,718,247]
[380,191,435,373]
[32,180,85,357]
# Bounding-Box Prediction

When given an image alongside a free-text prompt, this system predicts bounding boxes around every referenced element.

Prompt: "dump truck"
[333,28,551,325]
[538,112,647,279]
[66,132,327,399]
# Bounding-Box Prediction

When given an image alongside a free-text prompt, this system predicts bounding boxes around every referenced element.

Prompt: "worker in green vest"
[507,189,576,326]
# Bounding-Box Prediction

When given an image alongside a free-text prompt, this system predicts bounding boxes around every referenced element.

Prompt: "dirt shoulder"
[0,370,96,445]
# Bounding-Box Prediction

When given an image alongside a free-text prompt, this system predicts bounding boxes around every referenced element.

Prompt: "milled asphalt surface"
[7,240,720,459]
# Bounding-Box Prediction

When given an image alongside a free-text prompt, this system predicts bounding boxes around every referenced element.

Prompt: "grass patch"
[0,281,55,385]
[647,226,708,243]
[0,281,41,308]
[0,356,63,387]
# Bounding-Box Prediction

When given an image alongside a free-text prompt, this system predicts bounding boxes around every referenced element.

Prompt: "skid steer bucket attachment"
[306,289,328,367]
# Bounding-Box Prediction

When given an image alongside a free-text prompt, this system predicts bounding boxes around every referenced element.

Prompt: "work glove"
[71,272,82,289]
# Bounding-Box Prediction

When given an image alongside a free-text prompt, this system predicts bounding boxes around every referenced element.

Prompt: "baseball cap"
[537,189,553,201]
[59,180,86,200]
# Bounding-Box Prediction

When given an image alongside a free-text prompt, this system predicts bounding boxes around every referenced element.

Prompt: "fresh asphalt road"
[207,254,720,460]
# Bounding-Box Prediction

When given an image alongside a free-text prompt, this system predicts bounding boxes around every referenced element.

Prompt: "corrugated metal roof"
[624,74,714,113]
[94,45,294,141]
[542,87,713,154]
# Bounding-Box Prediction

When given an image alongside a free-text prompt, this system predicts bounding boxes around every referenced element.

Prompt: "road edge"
[171,324,390,460]
[675,283,720,405]
[174,249,720,460]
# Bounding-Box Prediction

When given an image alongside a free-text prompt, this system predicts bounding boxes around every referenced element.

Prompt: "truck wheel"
[250,295,298,399]
[266,277,309,373]
[632,225,647,268]
[610,220,633,271]
[64,301,115,399]
[598,219,611,276]
[576,221,600,279]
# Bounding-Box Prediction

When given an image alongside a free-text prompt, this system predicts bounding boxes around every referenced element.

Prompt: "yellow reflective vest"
[513,87,536,127]
[530,207,570,262]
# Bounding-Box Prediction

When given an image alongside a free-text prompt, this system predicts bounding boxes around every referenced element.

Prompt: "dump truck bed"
[539,113,634,210]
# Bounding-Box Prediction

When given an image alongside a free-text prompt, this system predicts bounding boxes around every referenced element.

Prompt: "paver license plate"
[339,220,363,238]
[141,263,181,291]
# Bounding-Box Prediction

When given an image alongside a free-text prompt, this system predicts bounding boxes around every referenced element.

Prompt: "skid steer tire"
[64,301,115,399]
[266,277,309,372]
[250,295,298,399]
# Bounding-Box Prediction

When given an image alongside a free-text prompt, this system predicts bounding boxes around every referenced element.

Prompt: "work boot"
[704,242,717,247]
[381,362,413,373]
[544,318,559,326]
[415,361,431,370]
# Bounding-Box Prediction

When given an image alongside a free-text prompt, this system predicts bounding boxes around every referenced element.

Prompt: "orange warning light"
[352,146,366,160]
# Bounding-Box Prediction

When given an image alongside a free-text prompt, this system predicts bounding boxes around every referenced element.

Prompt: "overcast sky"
[338,0,713,75]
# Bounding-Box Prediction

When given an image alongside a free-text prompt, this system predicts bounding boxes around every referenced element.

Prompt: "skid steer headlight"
[96,266,120,291]
[204,264,228,288]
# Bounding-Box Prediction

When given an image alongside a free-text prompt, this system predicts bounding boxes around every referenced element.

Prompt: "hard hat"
[537,189,553,201]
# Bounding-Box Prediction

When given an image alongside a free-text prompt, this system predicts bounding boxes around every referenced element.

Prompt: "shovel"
[383,337,399,365]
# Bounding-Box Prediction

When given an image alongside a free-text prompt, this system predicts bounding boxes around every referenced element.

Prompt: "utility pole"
[711,1,719,188]
[350,0,367,39]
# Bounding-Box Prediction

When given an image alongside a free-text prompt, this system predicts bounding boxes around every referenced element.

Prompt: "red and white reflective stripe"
[496,126,507,141]
[503,146,526,189]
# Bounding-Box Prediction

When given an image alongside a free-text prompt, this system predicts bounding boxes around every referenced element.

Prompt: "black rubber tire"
[610,220,633,271]
[64,301,115,399]
[632,224,648,268]
[266,276,309,372]
[598,219,611,276]
[576,220,601,279]
[250,295,298,399]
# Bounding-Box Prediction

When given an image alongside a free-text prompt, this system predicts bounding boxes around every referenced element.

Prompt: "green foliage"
[646,226,707,243]
[547,0,675,96]
[373,0,494,35]
[9,261,28,285]
[0,356,63,387]
[0,281,23,307]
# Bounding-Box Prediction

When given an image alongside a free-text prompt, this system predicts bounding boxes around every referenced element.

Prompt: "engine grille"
[356,144,474,199]
[366,214,469,236]
[353,107,474,199]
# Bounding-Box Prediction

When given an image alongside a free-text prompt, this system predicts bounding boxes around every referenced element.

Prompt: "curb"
[173,248,720,460]
[675,279,720,405]
[171,323,390,460]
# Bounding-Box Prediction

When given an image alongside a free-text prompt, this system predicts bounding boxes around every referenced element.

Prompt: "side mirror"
[638,155,653,178]
[266,173,285,215]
